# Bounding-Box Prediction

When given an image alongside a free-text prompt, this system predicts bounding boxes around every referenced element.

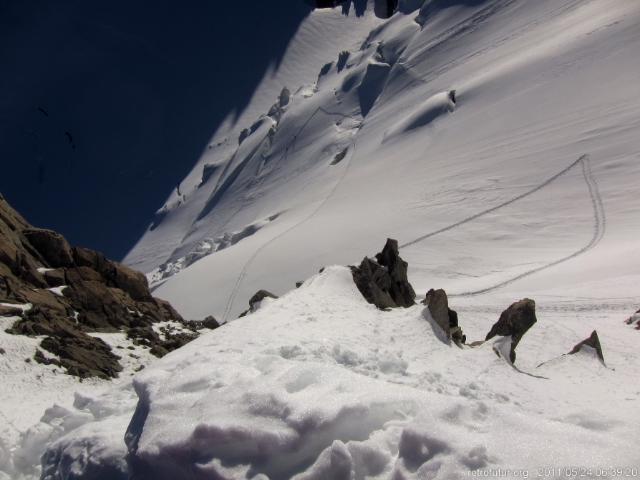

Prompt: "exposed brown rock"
[351,257,397,309]
[43,268,66,287]
[423,288,465,345]
[238,290,279,318]
[486,298,537,364]
[351,238,416,309]
[249,290,278,310]
[23,228,75,268]
[72,246,103,269]
[0,194,208,379]
[569,330,605,363]
[110,263,151,301]
[40,322,123,379]
[0,303,23,317]
[625,309,640,330]
[202,315,220,330]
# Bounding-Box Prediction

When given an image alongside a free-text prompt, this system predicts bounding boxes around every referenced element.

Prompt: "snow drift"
[35,267,640,479]
[124,0,640,325]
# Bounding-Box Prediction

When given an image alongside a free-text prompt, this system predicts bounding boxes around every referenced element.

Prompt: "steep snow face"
[126,0,640,323]
[124,4,386,275]
[35,267,640,479]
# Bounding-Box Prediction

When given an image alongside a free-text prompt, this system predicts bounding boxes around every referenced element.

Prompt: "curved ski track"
[400,154,606,297]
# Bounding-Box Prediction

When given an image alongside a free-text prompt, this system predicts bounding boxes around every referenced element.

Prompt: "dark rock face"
[424,288,449,334]
[202,315,220,330]
[249,290,278,310]
[352,258,397,309]
[0,195,207,379]
[23,228,75,268]
[313,0,346,8]
[239,290,279,318]
[351,238,416,309]
[424,288,465,345]
[569,330,605,363]
[39,324,123,379]
[374,0,399,18]
[0,304,23,316]
[625,309,640,329]
[486,298,537,363]
[191,315,220,331]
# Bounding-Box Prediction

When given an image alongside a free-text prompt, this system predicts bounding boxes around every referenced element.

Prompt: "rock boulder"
[23,228,75,268]
[0,194,211,379]
[351,238,416,309]
[486,298,537,363]
[424,288,465,345]
[569,330,605,363]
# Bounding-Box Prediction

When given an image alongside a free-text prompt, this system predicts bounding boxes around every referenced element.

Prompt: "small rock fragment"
[569,330,605,363]
[423,288,465,345]
[486,298,537,364]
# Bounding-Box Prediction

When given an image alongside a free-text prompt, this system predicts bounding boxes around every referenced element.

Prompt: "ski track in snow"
[452,155,606,296]
[399,154,606,297]
[223,152,605,316]
[221,108,360,321]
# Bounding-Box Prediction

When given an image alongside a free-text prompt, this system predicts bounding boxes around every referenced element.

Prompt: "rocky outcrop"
[374,0,399,18]
[312,0,397,18]
[249,290,278,310]
[23,228,75,268]
[351,238,416,309]
[0,194,211,379]
[423,288,465,345]
[313,0,346,8]
[569,330,605,363]
[39,324,123,379]
[486,298,537,364]
[239,290,279,317]
[625,309,640,329]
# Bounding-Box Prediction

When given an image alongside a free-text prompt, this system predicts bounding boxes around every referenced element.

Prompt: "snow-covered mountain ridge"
[125,0,640,324]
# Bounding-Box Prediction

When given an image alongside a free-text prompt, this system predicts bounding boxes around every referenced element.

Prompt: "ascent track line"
[399,154,605,297]
[221,109,360,321]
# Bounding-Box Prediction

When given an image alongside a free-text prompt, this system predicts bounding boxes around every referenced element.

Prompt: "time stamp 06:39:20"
[536,466,639,478]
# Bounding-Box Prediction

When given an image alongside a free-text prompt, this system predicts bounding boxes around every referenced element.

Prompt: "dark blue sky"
[0,0,312,261]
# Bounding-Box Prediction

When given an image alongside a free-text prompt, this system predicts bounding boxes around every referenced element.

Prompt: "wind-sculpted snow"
[382,90,456,140]
[123,0,640,321]
[34,267,640,479]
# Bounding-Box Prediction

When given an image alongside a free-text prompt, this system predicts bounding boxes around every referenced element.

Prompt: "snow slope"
[125,0,640,324]
[0,311,161,480]
[32,267,640,479]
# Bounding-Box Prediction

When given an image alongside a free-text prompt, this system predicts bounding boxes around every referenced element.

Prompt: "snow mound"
[383,90,456,141]
[36,266,640,479]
